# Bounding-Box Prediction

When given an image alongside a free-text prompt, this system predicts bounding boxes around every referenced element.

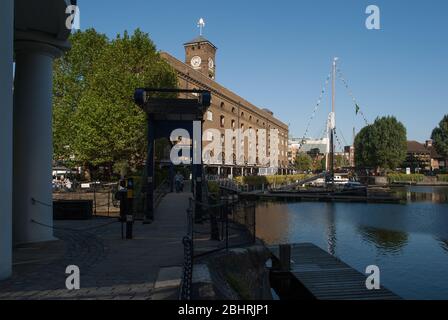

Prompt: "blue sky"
[78,0,447,144]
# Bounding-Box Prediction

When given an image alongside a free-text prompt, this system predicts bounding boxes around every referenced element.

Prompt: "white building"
[0,0,73,280]
[288,137,330,164]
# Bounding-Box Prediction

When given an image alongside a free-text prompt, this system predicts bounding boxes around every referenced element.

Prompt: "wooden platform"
[268,243,401,300]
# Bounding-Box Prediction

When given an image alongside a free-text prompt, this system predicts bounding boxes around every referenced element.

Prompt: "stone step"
[151,266,182,300]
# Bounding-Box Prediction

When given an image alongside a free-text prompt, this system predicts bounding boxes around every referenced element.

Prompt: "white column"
[0,0,14,280]
[13,41,62,244]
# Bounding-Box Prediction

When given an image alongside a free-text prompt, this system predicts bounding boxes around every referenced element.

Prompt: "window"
[206,131,213,141]
[220,115,225,128]
[232,107,236,114]
[206,111,213,121]
[220,102,225,109]
[231,120,236,129]
[241,112,244,118]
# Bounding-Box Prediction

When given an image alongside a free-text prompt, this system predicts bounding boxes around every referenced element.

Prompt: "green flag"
[355,104,360,115]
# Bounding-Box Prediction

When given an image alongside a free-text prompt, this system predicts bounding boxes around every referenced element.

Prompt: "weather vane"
[197,18,205,36]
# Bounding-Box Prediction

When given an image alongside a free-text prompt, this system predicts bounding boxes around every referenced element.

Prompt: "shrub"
[207,181,220,194]
[437,174,448,182]
[387,173,424,183]
[234,174,311,188]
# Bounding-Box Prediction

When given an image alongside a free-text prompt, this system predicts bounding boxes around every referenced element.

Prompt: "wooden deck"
[268,243,401,300]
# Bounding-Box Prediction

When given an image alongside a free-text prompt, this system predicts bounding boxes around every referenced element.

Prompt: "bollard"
[115,178,134,240]
[279,244,291,272]
[126,214,133,239]
[126,178,134,240]
[115,179,127,239]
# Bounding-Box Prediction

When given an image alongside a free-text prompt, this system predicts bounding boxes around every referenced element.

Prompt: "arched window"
[220,102,225,109]
[241,112,244,118]
[220,115,225,128]
[206,110,213,121]
[232,107,236,114]
[231,119,236,129]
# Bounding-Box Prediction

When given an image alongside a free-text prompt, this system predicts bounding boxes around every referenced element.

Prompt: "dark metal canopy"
[134,88,211,115]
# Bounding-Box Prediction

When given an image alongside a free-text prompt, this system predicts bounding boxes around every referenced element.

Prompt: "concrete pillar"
[0,0,14,280]
[13,41,63,244]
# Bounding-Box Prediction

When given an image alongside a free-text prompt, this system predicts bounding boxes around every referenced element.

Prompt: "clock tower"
[184,35,217,80]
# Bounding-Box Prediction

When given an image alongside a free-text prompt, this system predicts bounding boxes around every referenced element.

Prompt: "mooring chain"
[180,236,193,300]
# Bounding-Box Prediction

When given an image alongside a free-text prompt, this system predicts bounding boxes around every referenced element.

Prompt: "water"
[255,186,448,299]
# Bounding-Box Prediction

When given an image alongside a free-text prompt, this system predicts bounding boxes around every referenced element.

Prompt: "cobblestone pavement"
[0,191,191,300]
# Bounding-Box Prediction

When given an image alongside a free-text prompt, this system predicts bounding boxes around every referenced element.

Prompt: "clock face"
[208,58,214,69]
[191,56,201,68]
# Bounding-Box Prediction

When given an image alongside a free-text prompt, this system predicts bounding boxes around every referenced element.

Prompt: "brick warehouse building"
[161,35,290,177]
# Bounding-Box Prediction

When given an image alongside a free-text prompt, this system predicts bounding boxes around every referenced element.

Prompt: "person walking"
[174,172,184,193]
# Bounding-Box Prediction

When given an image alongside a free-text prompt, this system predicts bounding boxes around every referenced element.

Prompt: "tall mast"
[332,58,336,113]
[329,58,337,186]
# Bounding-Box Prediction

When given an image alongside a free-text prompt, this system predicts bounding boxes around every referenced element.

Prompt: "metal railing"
[53,181,119,217]
[179,196,256,300]
[180,236,194,300]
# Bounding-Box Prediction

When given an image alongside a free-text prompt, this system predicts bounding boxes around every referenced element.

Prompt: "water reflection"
[255,201,292,244]
[438,239,448,253]
[255,186,448,299]
[358,226,409,255]
[323,204,337,256]
[393,186,448,203]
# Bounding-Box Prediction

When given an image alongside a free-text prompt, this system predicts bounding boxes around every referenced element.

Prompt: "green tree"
[335,154,348,168]
[53,29,108,162]
[354,116,407,172]
[431,114,448,158]
[294,153,313,171]
[53,29,177,176]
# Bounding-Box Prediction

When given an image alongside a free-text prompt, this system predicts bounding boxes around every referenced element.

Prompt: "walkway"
[0,191,191,300]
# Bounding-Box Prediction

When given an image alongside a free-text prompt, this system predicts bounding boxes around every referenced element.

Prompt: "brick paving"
[0,191,191,300]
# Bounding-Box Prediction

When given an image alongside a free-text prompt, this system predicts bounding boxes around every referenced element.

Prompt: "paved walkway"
[0,191,191,300]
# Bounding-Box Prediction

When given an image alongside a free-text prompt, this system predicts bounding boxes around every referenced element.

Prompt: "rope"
[336,68,370,126]
[31,198,52,207]
[298,69,332,150]
[30,219,119,233]
[338,127,349,146]
[333,130,344,151]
